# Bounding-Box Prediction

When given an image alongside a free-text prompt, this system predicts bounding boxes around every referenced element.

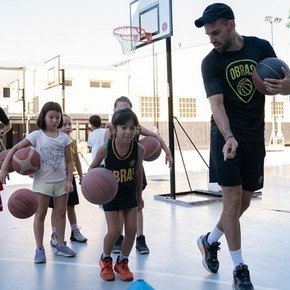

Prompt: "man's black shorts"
[210,125,265,191]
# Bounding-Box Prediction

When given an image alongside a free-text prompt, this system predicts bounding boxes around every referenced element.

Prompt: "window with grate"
[271,101,284,117]
[179,98,196,118]
[90,80,111,88]
[101,81,111,88]
[90,80,101,87]
[140,96,160,118]
[3,87,10,98]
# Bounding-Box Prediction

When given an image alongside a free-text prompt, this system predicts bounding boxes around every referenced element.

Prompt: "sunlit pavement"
[0,148,289,290]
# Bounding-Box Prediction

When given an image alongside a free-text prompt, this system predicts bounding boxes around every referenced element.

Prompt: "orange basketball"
[8,188,38,219]
[81,167,118,205]
[140,136,162,161]
[0,150,14,173]
[12,147,40,175]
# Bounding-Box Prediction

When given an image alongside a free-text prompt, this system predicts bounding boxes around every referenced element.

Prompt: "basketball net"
[113,26,152,55]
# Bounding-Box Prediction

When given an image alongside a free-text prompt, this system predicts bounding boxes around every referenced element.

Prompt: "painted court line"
[0,257,281,290]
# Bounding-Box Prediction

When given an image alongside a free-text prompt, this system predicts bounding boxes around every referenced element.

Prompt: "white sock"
[101,253,111,259]
[71,224,78,231]
[119,254,128,261]
[230,249,245,268]
[207,227,224,245]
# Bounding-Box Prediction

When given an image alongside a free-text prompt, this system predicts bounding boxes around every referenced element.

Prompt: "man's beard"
[215,39,232,53]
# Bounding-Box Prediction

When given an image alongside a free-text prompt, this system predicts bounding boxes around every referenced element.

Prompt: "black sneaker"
[233,264,254,290]
[197,232,220,273]
[136,235,150,255]
[70,228,88,243]
[112,235,123,254]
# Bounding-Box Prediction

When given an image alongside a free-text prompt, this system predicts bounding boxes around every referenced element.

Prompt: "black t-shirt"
[0,108,10,125]
[202,36,276,142]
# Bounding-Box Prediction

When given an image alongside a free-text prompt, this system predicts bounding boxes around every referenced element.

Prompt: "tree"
[287,9,290,28]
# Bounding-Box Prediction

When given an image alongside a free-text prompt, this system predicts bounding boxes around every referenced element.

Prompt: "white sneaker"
[50,233,57,247]
[70,228,88,243]
[55,241,76,257]
[34,246,46,263]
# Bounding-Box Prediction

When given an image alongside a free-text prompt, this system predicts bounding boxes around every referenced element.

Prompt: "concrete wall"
[142,121,290,150]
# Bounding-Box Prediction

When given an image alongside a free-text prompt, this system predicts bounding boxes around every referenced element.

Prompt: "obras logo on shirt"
[226,60,256,103]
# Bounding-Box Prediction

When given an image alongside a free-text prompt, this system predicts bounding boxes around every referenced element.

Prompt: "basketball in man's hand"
[81,167,118,205]
[252,57,289,95]
[12,147,40,175]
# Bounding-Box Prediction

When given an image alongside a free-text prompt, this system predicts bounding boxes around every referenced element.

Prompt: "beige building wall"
[0,55,290,149]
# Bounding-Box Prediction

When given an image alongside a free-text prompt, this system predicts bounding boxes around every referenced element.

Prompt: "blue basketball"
[252,57,289,95]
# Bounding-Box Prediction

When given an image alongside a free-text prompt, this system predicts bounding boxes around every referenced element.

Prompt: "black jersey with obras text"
[201,36,276,142]
[103,138,139,211]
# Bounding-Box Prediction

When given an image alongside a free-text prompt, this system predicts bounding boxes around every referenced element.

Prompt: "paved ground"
[0,148,289,290]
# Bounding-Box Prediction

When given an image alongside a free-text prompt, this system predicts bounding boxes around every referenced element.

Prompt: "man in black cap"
[194,3,278,290]
[195,3,235,28]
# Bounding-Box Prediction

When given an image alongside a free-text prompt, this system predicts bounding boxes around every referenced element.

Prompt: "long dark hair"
[36,101,63,129]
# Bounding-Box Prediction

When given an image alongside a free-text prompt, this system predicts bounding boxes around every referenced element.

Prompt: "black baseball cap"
[195,3,235,28]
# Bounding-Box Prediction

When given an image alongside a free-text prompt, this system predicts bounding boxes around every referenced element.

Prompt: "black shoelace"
[238,270,251,285]
[208,242,220,260]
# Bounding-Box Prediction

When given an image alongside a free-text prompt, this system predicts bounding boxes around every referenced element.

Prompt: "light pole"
[265,16,282,147]
[152,43,159,132]
[265,16,282,46]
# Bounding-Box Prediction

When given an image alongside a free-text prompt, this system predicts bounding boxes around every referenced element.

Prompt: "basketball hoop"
[113,26,152,55]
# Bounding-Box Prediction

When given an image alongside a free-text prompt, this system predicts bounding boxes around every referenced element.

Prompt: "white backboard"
[44,55,60,89]
[130,0,173,48]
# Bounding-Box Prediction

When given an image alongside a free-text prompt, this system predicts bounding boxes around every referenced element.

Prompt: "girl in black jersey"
[106,96,173,256]
[89,108,144,282]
